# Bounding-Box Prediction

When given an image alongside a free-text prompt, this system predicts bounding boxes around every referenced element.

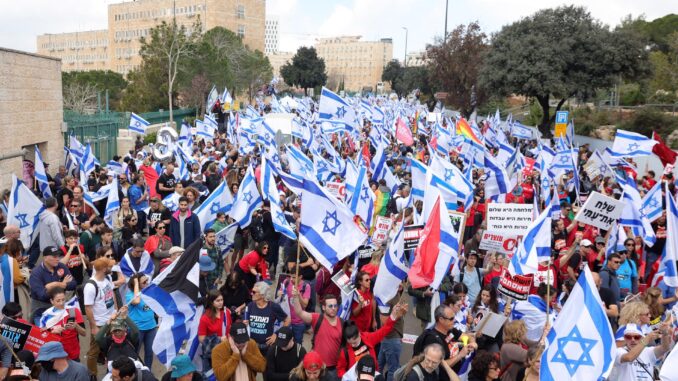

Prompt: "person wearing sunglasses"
[600,252,623,303]
[609,323,672,381]
[351,271,376,333]
[144,221,172,275]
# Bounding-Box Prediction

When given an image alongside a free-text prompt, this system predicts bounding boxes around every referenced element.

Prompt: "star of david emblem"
[275,210,287,225]
[15,213,29,229]
[335,106,347,119]
[322,210,341,235]
[559,155,570,164]
[264,133,271,141]
[134,121,141,127]
[627,142,640,152]
[165,201,177,211]
[598,164,608,174]
[317,160,327,170]
[648,198,659,209]
[304,162,314,174]
[360,186,370,202]
[272,153,280,163]
[550,326,597,376]
[541,178,550,189]
[444,169,454,182]
[209,201,221,215]
[243,191,253,204]
[217,234,228,247]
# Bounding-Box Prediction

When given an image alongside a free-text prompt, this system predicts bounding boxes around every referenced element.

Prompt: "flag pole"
[545,259,551,321]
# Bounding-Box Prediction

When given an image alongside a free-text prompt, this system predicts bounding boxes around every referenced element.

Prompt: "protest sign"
[404,224,424,250]
[325,181,346,201]
[479,230,518,254]
[372,216,393,243]
[472,310,508,338]
[497,272,534,301]
[583,159,601,180]
[357,245,375,259]
[24,326,60,356]
[486,204,534,236]
[574,191,624,230]
[332,269,356,297]
[448,210,466,243]
[0,317,58,356]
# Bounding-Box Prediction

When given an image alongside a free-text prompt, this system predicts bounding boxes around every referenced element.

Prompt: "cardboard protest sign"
[574,191,624,230]
[1,316,59,356]
[325,181,346,201]
[472,310,508,338]
[372,216,393,243]
[331,269,356,297]
[497,272,534,301]
[479,230,518,254]
[357,245,375,259]
[24,326,60,356]
[486,204,534,236]
[448,211,466,243]
[404,224,424,250]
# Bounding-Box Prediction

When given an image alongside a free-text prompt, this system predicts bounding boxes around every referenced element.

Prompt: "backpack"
[393,364,425,381]
[311,313,343,348]
[458,266,483,288]
[412,328,440,357]
[76,279,99,312]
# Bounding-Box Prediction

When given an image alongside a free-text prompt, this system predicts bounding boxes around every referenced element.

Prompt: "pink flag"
[395,117,414,147]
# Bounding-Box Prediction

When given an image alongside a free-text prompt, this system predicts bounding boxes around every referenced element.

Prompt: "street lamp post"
[402,27,408,67]
[444,0,449,41]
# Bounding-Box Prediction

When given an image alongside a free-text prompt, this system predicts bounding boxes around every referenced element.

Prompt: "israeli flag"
[38,306,68,330]
[261,156,296,239]
[178,121,191,147]
[34,145,52,198]
[618,175,656,247]
[605,223,627,258]
[216,223,239,256]
[230,166,263,228]
[611,129,657,158]
[550,148,578,179]
[221,87,232,105]
[205,114,218,131]
[541,267,615,381]
[291,118,312,149]
[484,151,510,198]
[7,175,45,248]
[0,255,15,308]
[195,120,214,140]
[410,158,428,202]
[120,247,155,278]
[511,121,533,140]
[348,166,375,230]
[103,177,120,228]
[512,295,554,342]
[318,87,357,131]
[337,253,360,321]
[370,143,401,193]
[299,179,367,270]
[69,135,86,161]
[641,181,663,223]
[79,143,97,178]
[106,160,124,174]
[194,181,233,232]
[206,85,219,112]
[372,106,385,125]
[286,145,316,179]
[661,182,678,287]
[129,113,151,135]
[64,147,78,176]
[373,222,408,312]
[162,193,181,212]
[429,152,474,211]
[510,205,552,275]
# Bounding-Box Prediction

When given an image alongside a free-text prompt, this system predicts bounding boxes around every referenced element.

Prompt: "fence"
[63,108,195,162]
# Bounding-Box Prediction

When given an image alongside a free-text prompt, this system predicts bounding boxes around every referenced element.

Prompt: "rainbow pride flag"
[456,118,483,147]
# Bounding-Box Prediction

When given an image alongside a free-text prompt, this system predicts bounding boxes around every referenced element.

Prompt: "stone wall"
[0,48,64,191]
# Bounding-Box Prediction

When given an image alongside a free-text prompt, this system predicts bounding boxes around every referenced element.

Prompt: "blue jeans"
[291,323,306,344]
[378,338,402,381]
[138,327,157,367]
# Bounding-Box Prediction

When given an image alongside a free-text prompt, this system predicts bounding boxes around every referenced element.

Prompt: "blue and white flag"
[511,121,533,140]
[484,151,510,199]
[286,145,315,179]
[129,113,151,135]
[661,183,678,287]
[541,267,615,381]
[195,120,214,140]
[178,121,192,147]
[429,152,474,211]
[216,223,239,256]
[605,223,627,258]
[64,147,78,176]
[120,247,155,278]
[261,156,297,240]
[194,181,234,232]
[230,166,263,228]
[370,143,401,193]
[641,181,663,223]
[103,177,120,228]
[611,129,657,158]
[221,87,232,105]
[348,166,375,230]
[141,239,202,368]
[373,222,408,312]
[337,253,360,321]
[0,255,15,308]
[510,205,552,275]
[79,143,97,179]
[7,175,45,248]
[34,145,52,198]
[38,306,68,330]
[318,87,357,131]
[205,114,218,131]
[162,193,181,212]
[69,135,86,161]
[618,175,656,247]
[512,295,554,342]
[206,85,219,113]
[299,180,367,270]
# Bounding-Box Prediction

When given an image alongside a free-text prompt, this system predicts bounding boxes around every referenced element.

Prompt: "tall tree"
[426,22,489,116]
[381,60,405,95]
[62,70,127,111]
[280,47,327,95]
[480,6,648,136]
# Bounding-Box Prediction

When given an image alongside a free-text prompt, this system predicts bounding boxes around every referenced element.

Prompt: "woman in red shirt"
[237,241,270,289]
[350,271,375,332]
[198,290,233,342]
[40,287,86,360]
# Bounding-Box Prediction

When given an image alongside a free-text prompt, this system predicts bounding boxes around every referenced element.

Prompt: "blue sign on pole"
[555,111,569,125]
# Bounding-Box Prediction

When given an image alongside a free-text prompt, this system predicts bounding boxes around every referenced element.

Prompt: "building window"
[237,25,245,39]
[237,5,245,19]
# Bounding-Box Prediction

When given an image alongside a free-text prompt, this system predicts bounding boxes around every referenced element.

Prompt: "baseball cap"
[42,246,61,257]
[36,342,68,361]
[276,326,293,348]
[303,351,324,371]
[230,322,249,344]
[168,247,185,256]
[580,239,593,247]
[595,236,605,245]
[170,354,196,378]
[110,318,127,332]
[356,355,376,380]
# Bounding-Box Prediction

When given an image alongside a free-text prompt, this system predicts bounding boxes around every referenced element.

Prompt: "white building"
[264,17,279,54]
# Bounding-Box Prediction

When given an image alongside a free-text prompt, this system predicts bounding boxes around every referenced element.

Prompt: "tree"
[280,47,327,95]
[426,22,489,116]
[480,6,648,136]
[238,50,273,102]
[382,60,405,94]
[138,19,201,123]
[62,70,127,111]
[62,82,98,113]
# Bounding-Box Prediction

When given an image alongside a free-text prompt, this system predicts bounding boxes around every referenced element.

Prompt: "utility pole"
[402,27,408,67]
[444,0,449,41]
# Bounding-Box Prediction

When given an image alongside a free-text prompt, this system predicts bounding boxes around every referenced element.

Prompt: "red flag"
[408,196,442,288]
[652,131,677,166]
[361,142,371,168]
[395,117,414,146]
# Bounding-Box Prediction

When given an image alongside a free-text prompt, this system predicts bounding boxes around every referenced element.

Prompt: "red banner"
[497,272,534,301]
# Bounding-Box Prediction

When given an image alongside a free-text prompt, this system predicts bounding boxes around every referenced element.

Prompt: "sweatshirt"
[212,339,266,381]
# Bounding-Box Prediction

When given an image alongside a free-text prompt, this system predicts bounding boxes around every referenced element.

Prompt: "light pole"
[444,0,449,41]
[402,27,408,67]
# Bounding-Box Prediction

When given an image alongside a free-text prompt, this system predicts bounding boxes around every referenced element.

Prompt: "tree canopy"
[280,47,327,95]
[479,6,648,136]
[62,70,127,112]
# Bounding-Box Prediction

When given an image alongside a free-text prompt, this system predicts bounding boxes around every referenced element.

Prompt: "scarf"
[234,344,250,381]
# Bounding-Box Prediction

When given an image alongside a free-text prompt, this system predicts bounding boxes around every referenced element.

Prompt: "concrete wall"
[0,48,64,191]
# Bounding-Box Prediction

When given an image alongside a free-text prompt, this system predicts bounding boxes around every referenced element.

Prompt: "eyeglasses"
[157,226,166,230]
[326,303,338,309]
[625,243,635,247]
[70,204,80,207]
[441,315,455,321]
[624,334,643,341]
[611,261,622,265]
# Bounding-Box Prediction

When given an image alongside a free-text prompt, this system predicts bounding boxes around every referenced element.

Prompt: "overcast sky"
[1,0,674,61]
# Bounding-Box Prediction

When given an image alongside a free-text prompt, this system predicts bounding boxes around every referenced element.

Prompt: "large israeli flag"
[129,113,151,135]
[541,267,615,381]
[286,145,316,179]
[261,156,296,240]
[661,182,678,287]
[34,145,52,198]
[373,222,408,312]
[194,180,233,232]
[511,121,533,140]
[510,205,552,275]
[484,151,510,198]
[103,177,120,228]
[216,223,238,256]
[611,129,657,158]
[230,166,263,228]
[7,175,45,248]
[318,87,357,131]
[641,181,663,223]
[618,175,656,247]
[299,179,367,270]
[429,152,474,211]
[348,166,375,230]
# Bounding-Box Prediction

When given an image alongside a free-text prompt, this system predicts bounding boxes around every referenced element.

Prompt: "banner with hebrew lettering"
[574,191,624,230]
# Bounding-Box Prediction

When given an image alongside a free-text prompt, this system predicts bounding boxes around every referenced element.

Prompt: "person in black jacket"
[250,201,281,277]
[265,326,306,381]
